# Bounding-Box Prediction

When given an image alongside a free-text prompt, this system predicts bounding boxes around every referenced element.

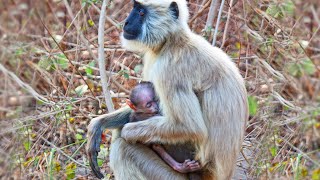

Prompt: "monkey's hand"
[177,159,201,173]
[86,118,104,179]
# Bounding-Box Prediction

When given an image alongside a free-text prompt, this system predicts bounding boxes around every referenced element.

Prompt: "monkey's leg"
[151,144,201,173]
[86,107,132,179]
[110,138,188,180]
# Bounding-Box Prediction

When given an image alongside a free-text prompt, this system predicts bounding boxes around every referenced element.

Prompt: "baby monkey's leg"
[152,144,201,173]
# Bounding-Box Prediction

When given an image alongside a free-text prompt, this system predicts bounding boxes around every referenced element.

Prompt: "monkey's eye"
[139,10,145,16]
[146,102,152,108]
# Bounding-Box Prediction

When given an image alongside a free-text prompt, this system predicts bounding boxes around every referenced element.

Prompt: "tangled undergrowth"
[0,0,319,179]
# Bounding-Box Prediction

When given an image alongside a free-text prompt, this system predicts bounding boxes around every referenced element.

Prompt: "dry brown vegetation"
[0,0,319,179]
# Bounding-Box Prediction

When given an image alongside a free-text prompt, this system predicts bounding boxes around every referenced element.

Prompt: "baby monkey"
[126,81,201,175]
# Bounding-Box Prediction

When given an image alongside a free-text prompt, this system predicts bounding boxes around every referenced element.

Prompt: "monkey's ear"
[126,99,137,111]
[169,1,179,19]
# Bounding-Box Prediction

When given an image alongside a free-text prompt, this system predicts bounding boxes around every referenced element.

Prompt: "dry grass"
[0,0,319,179]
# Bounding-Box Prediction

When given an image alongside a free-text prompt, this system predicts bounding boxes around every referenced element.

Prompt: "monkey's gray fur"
[87,0,248,179]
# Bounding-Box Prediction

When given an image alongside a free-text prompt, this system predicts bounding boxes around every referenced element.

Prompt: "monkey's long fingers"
[185,160,201,171]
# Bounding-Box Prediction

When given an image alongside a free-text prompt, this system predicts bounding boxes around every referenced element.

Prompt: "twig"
[257,59,285,80]
[220,0,234,48]
[63,0,97,60]
[272,92,301,111]
[98,0,115,112]
[205,0,219,30]
[311,5,320,25]
[282,138,320,167]
[188,0,211,25]
[110,78,130,94]
[34,9,96,97]
[231,56,257,60]
[89,2,120,28]
[0,63,54,105]
[212,0,225,46]
[40,136,88,168]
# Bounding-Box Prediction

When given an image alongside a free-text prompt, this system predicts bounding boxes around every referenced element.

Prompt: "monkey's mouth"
[123,31,137,40]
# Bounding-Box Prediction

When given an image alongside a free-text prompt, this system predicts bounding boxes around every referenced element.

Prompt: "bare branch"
[221,0,234,48]
[0,63,54,105]
[212,0,225,46]
[205,0,218,30]
[63,0,97,60]
[40,136,88,168]
[98,0,115,112]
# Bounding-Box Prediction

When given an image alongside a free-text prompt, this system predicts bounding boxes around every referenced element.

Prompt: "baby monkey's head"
[126,81,159,115]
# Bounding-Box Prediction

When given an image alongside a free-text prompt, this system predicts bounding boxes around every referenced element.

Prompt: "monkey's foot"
[174,159,201,173]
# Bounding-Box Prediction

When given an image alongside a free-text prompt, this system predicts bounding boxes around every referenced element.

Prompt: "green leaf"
[15,48,24,56]
[301,58,316,75]
[123,72,129,79]
[66,163,76,180]
[75,133,83,140]
[287,63,301,77]
[88,19,95,27]
[54,161,61,172]
[75,85,88,96]
[282,0,295,16]
[266,4,281,18]
[266,0,295,18]
[134,64,143,74]
[55,54,69,69]
[294,154,303,180]
[48,148,56,178]
[38,57,53,70]
[23,141,31,151]
[66,104,73,111]
[248,96,258,116]
[312,169,320,180]
[98,159,103,167]
[85,61,95,76]
[97,145,109,167]
[287,59,316,77]
[36,100,45,105]
[118,70,130,79]
[269,146,277,157]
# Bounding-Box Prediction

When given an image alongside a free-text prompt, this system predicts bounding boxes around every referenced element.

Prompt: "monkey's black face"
[123,1,147,40]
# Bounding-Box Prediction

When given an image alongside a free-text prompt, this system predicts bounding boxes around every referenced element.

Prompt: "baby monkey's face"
[135,90,159,115]
[127,82,160,116]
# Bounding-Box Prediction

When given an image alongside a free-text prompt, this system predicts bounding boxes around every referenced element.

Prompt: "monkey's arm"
[86,106,132,179]
[121,83,208,144]
[152,144,201,173]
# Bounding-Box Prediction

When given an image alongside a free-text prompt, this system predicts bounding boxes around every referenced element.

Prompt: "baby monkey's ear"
[126,99,137,111]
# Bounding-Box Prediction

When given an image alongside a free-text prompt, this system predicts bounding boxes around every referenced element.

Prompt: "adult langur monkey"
[86,0,248,179]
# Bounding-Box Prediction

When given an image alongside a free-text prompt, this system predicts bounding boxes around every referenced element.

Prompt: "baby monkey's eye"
[146,102,152,108]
